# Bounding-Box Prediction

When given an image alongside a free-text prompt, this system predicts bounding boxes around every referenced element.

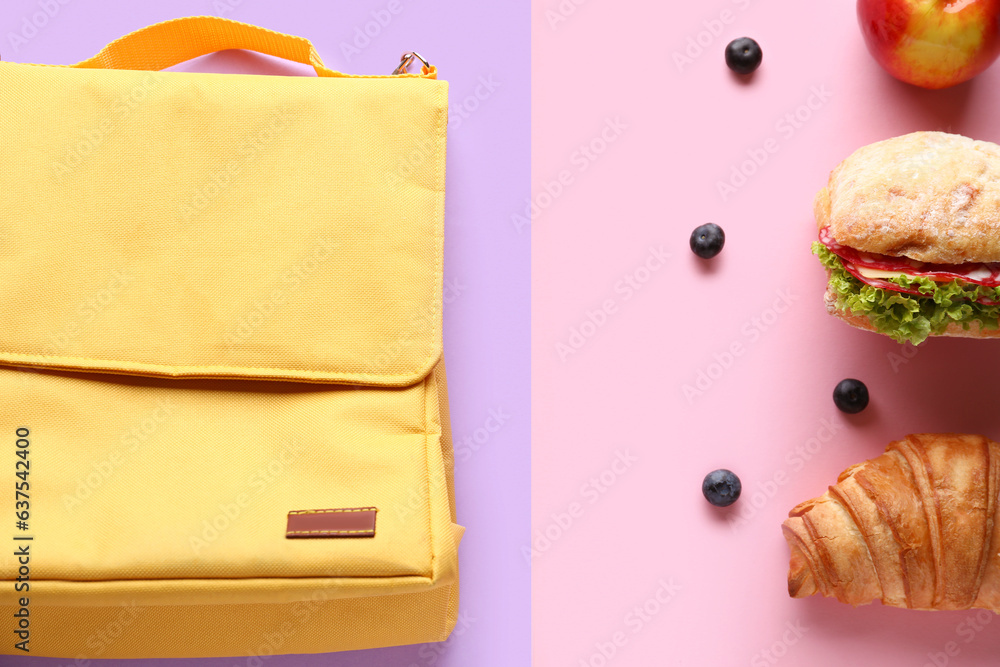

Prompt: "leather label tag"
[285,507,377,538]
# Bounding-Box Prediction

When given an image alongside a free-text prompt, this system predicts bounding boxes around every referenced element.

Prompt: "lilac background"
[3,1,529,665]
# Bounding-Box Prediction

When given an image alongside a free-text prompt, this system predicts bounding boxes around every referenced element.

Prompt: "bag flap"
[0,61,447,386]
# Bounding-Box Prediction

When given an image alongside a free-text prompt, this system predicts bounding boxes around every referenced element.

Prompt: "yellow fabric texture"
[0,16,460,658]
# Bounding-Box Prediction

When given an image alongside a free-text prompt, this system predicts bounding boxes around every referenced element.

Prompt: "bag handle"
[69,16,436,79]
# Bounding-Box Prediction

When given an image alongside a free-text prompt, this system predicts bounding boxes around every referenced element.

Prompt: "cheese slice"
[856,266,947,282]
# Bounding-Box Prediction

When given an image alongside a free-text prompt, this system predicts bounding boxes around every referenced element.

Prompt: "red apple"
[858,0,1000,89]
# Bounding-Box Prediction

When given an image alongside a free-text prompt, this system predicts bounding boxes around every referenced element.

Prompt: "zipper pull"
[392,51,431,75]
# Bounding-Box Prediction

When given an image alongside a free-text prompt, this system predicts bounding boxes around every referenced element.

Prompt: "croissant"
[782,433,1000,611]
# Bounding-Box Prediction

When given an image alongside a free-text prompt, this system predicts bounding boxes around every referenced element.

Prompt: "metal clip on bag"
[0,16,461,658]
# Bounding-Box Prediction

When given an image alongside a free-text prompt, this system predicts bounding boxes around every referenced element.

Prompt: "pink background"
[533,0,1000,665]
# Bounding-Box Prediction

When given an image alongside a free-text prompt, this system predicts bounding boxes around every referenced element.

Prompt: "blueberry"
[725,37,762,75]
[690,223,725,259]
[833,378,869,414]
[702,469,742,507]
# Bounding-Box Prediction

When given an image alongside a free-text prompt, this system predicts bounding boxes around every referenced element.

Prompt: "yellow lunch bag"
[0,15,462,659]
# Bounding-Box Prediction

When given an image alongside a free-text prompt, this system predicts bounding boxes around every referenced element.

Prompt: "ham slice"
[819,227,1000,286]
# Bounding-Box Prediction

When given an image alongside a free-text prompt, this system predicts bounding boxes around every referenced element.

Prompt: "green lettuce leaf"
[813,243,1000,345]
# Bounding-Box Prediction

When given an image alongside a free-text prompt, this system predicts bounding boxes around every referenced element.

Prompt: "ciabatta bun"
[815,132,1000,265]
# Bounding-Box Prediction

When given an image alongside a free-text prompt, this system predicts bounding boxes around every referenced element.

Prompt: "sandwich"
[813,131,1000,344]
